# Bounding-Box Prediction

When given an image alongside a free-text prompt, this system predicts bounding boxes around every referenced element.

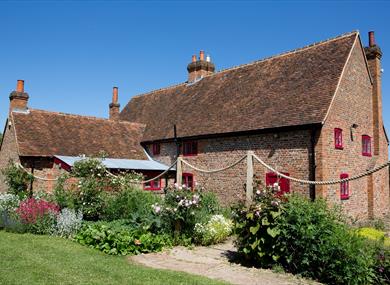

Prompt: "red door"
[266,172,290,195]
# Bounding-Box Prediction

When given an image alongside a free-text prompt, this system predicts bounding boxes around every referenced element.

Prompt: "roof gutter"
[141,123,323,144]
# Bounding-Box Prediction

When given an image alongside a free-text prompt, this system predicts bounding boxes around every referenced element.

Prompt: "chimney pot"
[16,80,24,93]
[112,87,118,104]
[199,50,205,61]
[192,55,197,62]
[369,31,375,47]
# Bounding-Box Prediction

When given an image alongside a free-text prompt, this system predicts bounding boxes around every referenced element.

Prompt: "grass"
[0,231,227,285]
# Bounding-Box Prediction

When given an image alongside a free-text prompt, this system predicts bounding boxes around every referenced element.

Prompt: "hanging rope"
[252,153,390,185]
[16,163,59,181]
[181,155,247,173]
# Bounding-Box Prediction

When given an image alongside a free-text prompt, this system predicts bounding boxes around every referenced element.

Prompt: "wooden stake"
[246,151,254,206]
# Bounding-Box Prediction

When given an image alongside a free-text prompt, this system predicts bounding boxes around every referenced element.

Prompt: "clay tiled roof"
[11,109,147,159]
[120,32,358,142]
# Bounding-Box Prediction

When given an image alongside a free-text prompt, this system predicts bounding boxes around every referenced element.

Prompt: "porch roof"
[54,155,173,171]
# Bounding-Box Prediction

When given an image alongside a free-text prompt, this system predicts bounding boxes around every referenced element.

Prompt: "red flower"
[16,198,59,224]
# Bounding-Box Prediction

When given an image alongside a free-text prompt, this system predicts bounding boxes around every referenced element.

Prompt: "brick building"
[0,30,388,220]
[120,31,389,220]
[0,84,173,193]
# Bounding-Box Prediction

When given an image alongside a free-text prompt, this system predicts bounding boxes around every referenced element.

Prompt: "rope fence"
[14,152,390,205]
[180,155,247,173]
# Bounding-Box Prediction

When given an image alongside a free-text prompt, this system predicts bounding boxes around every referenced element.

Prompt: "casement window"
[266,172,290,195]
[182,141,198,156]
[152,143,160,155]
[334,128,343,149]
[340,173,349,200]
[182,173,194,189]
[362,135,372,157]
[143,178,161,191]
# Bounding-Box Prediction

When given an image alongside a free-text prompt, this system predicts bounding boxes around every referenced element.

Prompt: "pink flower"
[16,198,59,224]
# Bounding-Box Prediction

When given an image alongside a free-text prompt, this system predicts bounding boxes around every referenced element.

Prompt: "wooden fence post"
[246,151,254,206]
[176,157,182,186]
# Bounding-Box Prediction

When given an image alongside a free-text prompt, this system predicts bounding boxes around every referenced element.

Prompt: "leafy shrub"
[54,208,83,238]
[72,178,107,221]
[71,157,107,178]
[357,228,390,284]
[357,227,390,247]
[371,242,390,284]
[234,192,375,285]
[16,198,59,234]
[194,214,233,245]
[75,221,172,255]
[0,193,24,232]
[2,161,33,199]
[52,175,75,209]
[153,185,220,237]
[0,193,20,213]
[103,186,160,221]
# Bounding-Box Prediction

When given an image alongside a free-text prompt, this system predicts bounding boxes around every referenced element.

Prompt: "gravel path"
[129,239,320,285]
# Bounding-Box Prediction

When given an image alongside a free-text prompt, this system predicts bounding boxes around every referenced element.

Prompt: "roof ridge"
[132,82,187,99]
[129,31,358,99]
[17,108,145,126]
[216,30,359,76]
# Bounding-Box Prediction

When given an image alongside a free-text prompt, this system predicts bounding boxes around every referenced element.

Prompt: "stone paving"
[129,239,320,285]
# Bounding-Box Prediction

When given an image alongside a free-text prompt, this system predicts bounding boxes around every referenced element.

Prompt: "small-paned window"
[362,135,372,157]
[340,173,349,200]
[182,141,198,156]
[182,173,194,189]
[143,177,161,191]
[334,128,343,149]
[152,143,160,155]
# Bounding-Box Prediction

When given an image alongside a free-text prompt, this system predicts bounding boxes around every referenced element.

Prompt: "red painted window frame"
[152,143,160,155]
[334,128,343,149]
[182,141,198,156]
[362,135,372,157]
[143,172,162,191]
[265,172,290,195]
[182,173,194,189]
[340,173,349,200]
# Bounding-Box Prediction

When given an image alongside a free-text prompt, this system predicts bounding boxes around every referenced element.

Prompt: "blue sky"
[1,0,390,133]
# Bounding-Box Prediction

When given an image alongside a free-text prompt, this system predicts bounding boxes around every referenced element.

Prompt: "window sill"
[182,154,198,157]
[335,146,344,150]
[362,153,372,157]
[144,187,162,191]
[340,196,350,200]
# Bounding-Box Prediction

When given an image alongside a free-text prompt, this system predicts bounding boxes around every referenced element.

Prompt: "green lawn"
[0,231,227,285]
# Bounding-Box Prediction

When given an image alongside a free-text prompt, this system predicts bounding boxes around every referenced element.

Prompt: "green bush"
[52,174,75,209]
[103,186,160,221]
[1,161,34,199]
[194,214,233,245]
[153,185,221,238]
[234,192,375,285]
[74,221,172,255]
[371,242,390,284]
[357,227,390,247]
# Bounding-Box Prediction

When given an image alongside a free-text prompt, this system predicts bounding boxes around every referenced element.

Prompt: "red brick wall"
[317,38,389,220]
[148,130,313,205]
[19,157,65,193]
[0,118,20,192]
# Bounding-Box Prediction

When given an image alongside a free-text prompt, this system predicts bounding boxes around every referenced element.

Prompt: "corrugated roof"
[54,155,173,171]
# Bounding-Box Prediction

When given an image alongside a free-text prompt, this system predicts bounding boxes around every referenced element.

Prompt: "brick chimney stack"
[187,50,215,83]
[364,31,383,156]
[9,80,29,112]
[109,87,120,120]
